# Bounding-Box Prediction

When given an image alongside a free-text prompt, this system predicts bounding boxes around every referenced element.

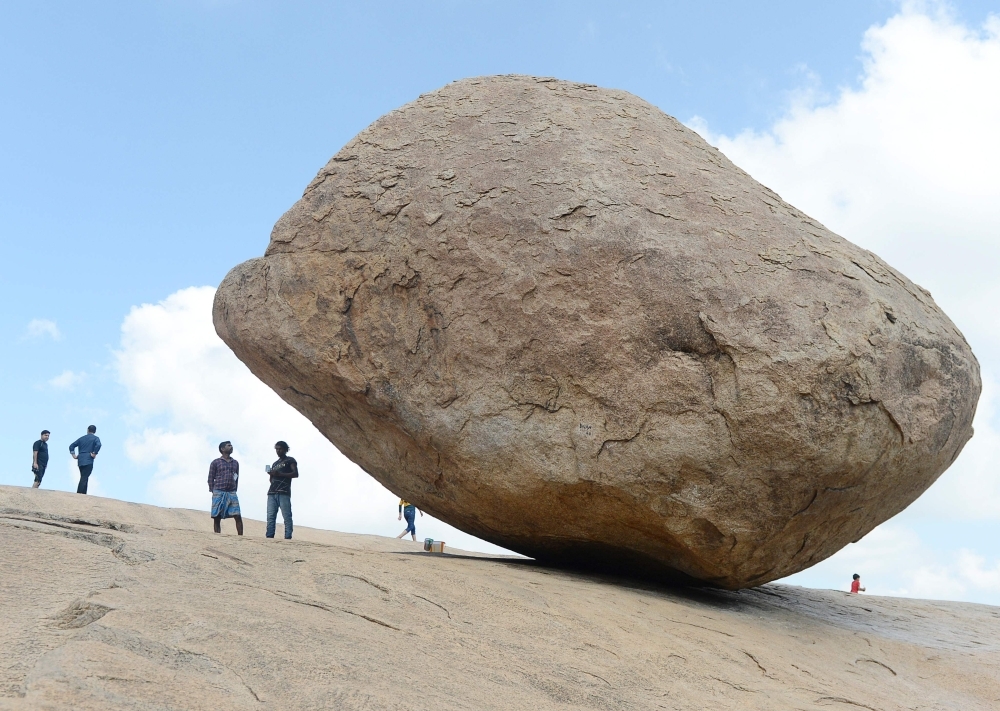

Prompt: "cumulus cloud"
[785,523,1000,602]
[692,3,1000,523]
[110,4,999,595]
[114,287,509,553]
[24,318,61,341]
[48,370,85,390]
[692,4,1000,602]
[693,4,1000,355]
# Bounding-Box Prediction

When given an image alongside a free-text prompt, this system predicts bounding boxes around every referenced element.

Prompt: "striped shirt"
[208,457,240,492]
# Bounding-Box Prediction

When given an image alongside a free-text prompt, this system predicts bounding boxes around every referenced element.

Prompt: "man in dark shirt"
[265,440,298,540]
[208,441,243,535]
[68,425,101,495]
[31,430,50,488]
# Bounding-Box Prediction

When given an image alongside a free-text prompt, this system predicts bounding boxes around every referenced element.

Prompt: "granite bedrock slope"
[4,487,1000,711]
[213,75,980,589]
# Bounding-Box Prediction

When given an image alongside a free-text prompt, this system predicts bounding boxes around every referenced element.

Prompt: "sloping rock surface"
[2,487,999,711]
[214,75,980,588]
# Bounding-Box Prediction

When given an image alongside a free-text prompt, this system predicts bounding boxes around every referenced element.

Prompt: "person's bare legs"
[396,529,409,539]
[214,516,243,535]
[31,481,40,489]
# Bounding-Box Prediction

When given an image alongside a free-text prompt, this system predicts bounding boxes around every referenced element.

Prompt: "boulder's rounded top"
[268,74,759,260]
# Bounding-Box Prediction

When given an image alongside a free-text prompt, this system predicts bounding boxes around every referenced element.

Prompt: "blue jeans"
[403,506,416,535]
[266,494,292,539]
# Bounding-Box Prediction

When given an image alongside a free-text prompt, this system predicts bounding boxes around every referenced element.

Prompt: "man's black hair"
[219,441,232,453]
[41,430,50,436]
[275,440,289,451]
[87,425,97,433]
[852,573,860,580]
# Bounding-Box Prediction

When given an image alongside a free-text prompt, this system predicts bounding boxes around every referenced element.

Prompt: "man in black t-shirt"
[31,430,50,488]
[265,440,298,540]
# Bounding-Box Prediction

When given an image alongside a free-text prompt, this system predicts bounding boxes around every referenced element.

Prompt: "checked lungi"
[211,490,241,518]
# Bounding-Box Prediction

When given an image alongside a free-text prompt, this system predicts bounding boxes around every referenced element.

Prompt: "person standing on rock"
[850,574,866,594]
[68,425,101,495]
[208,441,243,536]
[265,441,297,540]
[396,498,423,541]
[31,430,50,488]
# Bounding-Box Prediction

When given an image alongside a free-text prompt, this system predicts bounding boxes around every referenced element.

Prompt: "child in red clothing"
[850,573,866,593]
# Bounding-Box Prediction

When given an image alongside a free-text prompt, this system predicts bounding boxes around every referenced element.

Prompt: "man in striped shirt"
[208,441,243,535]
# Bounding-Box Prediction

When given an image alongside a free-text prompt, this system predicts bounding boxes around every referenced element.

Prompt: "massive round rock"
[214,76,980,588]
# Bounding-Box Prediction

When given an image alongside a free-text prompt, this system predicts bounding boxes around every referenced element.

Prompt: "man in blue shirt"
[68,425,101,495]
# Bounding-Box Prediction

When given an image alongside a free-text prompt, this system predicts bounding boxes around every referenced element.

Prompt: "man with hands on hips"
[68,425,101,495]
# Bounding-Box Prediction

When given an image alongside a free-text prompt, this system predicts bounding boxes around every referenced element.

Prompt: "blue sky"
[3,1,999,602]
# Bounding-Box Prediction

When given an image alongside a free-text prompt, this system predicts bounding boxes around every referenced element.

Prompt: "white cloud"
[783,522,1000,603]
[24,318,61,341]
[955,549,1000,591]
[114,286,510,553]
[692,3,1000,523]
[692,4,1000,602]
[110,4,1000,595]
[48,370,85,390]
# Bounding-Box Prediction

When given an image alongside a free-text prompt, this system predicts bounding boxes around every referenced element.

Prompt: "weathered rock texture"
[214,75,980,589]
[4,487,1000,710]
